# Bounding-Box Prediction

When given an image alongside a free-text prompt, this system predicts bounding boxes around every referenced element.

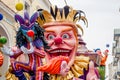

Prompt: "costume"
[95,49,108,80]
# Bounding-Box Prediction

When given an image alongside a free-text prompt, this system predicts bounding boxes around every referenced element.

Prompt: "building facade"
[112,29,120,80]
[0,0,50,79]
[0,1,16,79]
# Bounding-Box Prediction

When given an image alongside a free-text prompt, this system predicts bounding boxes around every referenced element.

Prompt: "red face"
[44,25,78,59]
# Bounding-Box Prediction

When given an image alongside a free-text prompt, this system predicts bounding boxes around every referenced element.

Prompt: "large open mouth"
[47,48,71,58]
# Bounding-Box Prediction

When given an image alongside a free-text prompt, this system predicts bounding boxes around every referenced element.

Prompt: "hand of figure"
[60,61,70,76]
[0,45,14,56]
[86,61,99,80]
[10,58,15,63]
[103,49,109,56]
[37,56,69,75]
[20,42,34,54]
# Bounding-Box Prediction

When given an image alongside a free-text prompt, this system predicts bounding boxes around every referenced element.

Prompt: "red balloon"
[105,49,109,53]
[27,30,34,37]
[0,52,3,66]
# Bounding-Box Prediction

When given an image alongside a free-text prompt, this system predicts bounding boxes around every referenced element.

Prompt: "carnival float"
[0,4,108,80]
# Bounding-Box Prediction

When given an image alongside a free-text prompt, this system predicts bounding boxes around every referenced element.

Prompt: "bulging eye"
[62,33,70,39]
[47,34,55,40]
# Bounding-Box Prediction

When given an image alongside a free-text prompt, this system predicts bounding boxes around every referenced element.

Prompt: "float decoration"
[0,51,3,77]
[0,52,3,66]
[37,56,69,74]
[0,13,3,21]
[15,2,23,11]
[37,5,100,80]
[0,36,7,44]
[95,48,109,80]
[1,11,49,80]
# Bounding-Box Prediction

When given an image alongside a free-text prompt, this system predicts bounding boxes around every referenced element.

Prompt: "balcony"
[114,29,120,34]
[112,47,116,56]
[114,29,120,41]
[117,71,120,75]
[115,48,120,58]
[116,71,120,79]
[113,57,118,66]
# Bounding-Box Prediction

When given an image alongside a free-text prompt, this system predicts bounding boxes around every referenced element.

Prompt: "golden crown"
[36,5,88,34]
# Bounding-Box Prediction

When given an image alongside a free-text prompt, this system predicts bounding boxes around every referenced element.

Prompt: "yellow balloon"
[15,2,23,11]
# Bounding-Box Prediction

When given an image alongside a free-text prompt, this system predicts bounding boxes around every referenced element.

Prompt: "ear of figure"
[30,12,38,23]
[15,14,25,25]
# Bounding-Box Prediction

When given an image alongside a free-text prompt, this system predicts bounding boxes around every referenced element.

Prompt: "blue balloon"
[0,13,3,21]
[106,44,110,47]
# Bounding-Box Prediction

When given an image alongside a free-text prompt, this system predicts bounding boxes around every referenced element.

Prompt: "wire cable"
[48,0,52,6]
[64,0,67,5]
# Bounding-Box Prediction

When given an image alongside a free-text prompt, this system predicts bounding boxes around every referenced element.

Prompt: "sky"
[49,0,120,79]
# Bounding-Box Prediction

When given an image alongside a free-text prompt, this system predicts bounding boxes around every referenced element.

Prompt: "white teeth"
[60,50,62,52]
[50,50,70,53]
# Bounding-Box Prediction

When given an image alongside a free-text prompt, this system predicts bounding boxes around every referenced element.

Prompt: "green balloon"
[0,36,7,44]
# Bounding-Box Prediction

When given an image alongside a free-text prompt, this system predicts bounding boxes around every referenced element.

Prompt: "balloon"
[0,36,7,44]
[106,44,110,48]
[0,13,3,21]
[105,49,109,53]
[0,52,3,66]
[27,30,34,37]
[15,2,23,11]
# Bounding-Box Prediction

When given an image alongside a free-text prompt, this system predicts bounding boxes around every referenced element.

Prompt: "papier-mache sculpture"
[36,5,101,80]
[1,11,49,80]
[95,48,109,80]
[1,5,102,80]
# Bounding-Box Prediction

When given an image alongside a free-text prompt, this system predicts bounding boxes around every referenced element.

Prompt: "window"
[118,61,120,71]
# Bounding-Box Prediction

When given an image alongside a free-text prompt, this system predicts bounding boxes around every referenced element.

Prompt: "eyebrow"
[45,27,73,33]
[45,30,55,33]
[62,28,73,33]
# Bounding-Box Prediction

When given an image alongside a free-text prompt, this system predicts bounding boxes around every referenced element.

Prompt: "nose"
[27,30,34,37]
[54,37,63,45]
